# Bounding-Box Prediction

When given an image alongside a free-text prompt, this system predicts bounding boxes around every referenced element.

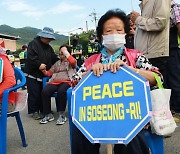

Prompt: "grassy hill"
[0,24,68,52]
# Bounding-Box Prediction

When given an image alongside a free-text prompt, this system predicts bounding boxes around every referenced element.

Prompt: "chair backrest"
[14,67,26,89]
[0,67,27,154]
[1,68,26,116]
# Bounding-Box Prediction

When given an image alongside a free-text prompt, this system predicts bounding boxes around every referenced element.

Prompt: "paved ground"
[7,96,180,154]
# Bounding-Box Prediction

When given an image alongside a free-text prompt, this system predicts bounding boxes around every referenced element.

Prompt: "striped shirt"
[170,1,180,27]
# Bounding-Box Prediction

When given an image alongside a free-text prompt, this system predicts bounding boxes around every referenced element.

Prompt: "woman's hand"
[109,60,128,73]
[91,60,127,76]
[61,47,70,58]
[91,63,109,77]
[39,63,46,71]
[41,69,47,75]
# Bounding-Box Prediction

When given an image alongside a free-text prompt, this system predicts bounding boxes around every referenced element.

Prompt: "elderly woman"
[0,47,16,112]
[71,9,161,154]
[40,45,77,125]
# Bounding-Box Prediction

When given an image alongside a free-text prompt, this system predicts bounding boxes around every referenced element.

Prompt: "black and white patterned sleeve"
[72,63,87,82]
[135,55,154,70]
[136,55,164,87]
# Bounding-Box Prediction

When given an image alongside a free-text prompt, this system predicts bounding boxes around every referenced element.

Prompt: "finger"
[113,63,118,73]
[92,67,97,76]
[116,62,121,71]
[109,63,113,72]
[110,63,115,73]
[103,64,108,71]
[99,65,104,76]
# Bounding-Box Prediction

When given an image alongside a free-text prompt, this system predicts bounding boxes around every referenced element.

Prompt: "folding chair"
[0,67,28,154]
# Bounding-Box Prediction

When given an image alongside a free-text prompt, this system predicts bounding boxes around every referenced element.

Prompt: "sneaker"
[56,114,67,125]
[32,112,41,120]
[171,110,180,123]
[40,113,54,124]
[173,114,180,123]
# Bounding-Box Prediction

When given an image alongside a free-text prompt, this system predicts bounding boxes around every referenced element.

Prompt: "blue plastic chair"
[143,129,164,154]
[67,87,73,154]
[66,87,164,154]
[0,67,28,154]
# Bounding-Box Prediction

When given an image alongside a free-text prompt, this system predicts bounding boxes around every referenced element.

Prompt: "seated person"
[40,44,77,125]
[0,47,16,112]
[71,9,162,154]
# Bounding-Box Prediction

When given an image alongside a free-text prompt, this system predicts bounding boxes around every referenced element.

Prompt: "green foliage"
[0,25,98,52]
[70,30,96,50]
[0,24,68,51]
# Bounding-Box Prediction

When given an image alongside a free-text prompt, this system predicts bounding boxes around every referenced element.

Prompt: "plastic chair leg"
[15,112,28,147]
[0,123,7,154]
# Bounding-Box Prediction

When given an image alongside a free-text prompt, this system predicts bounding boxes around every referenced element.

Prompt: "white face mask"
[102,34,126,52]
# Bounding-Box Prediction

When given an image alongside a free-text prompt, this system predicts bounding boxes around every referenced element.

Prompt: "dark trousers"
[167,48,180,112]
[41,83,70,115]
[72,124,149,154]
[26,77,43,114]
[149,57,168,88]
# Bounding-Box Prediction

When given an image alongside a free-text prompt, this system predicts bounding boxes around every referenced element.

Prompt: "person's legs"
[149,56,168,88]
[114,131,150,154]
[56,83,71,112]
[41,84,58,115]
[40,84,58,124]
[72,124,100,154]
[26,77,43,114]
[56,83,71,125]
[166,48,180,121]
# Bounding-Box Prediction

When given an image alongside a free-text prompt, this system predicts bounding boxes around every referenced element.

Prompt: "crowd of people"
[1,0,180,153]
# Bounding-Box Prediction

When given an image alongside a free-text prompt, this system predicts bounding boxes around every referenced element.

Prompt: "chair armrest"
[1,87,19,116]
[42,76,52,88]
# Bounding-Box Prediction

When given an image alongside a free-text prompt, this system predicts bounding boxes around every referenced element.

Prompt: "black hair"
[22,44,28,50]
[72,34,79,47]
[59,44,72,54]
[6,50,11,55]
[96,9,130,42]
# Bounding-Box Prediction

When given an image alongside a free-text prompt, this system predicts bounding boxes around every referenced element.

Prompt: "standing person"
[125,14,136,49]
[71,35,83,67]
[131,0,171,87]
[85,34,101,59]
[19,44,28,71]
[167,0,180,122]
[71,9,162,154]
[40,45,77,125]
[19,44,28,90]
[25,27,58,120]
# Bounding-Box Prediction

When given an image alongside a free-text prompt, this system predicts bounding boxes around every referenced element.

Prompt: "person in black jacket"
[25,27,59,119]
